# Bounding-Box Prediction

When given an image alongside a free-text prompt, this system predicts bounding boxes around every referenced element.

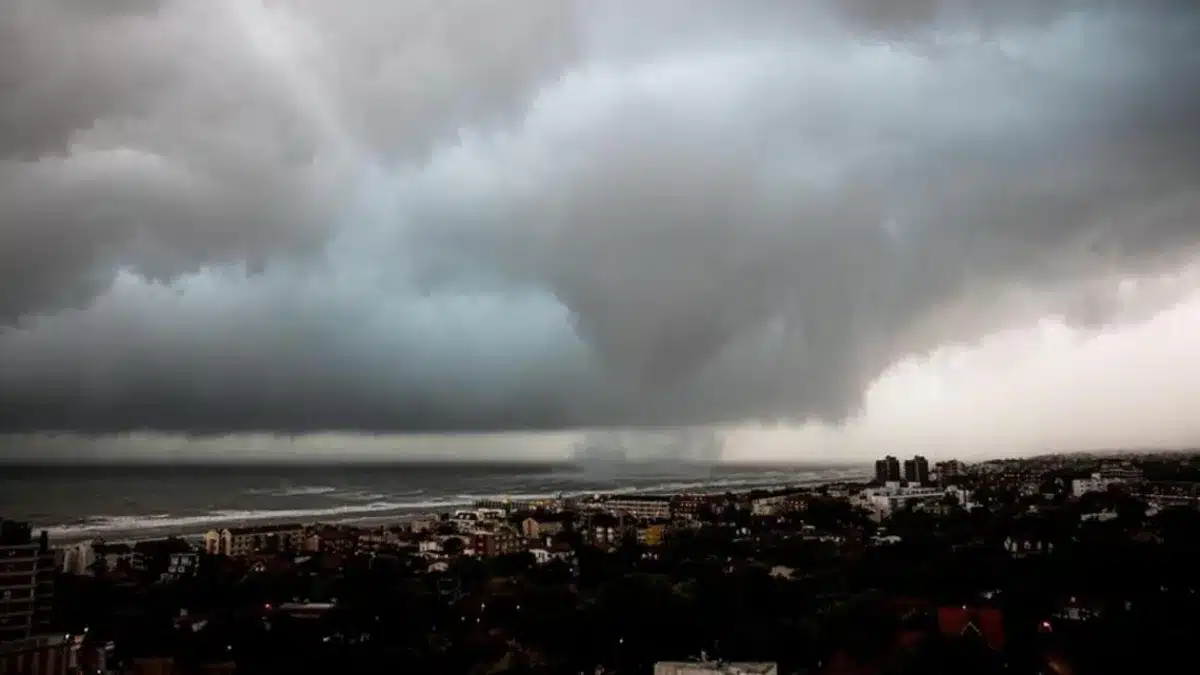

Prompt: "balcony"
[0,569,36,579]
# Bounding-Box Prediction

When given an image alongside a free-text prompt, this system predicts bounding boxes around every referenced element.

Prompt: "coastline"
[37,469,870,547]
[47,510,444,547]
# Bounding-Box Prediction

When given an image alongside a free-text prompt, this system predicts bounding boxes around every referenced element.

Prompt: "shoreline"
[39,471,870,547]
[50,511,443,548]
[46,509,449,547]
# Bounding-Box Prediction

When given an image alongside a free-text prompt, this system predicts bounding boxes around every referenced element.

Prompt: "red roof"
[937,607,1005,650]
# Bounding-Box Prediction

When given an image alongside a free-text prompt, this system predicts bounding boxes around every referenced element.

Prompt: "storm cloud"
[1,1,1199,444]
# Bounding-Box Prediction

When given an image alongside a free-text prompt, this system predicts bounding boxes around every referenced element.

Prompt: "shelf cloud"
[1,1,1198,457]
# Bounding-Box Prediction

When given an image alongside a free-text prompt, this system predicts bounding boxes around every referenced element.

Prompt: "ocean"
[0,461,868,543]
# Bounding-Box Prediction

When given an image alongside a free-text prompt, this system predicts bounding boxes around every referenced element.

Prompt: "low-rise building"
[304,526,359,555]
[654,659,778,675]
[406,518,440,534]
[1072,474,1116,497]
[419,534,469,555]
[203,523,305,557]
[470,527,520,558]
[450,510,506,532]
[862,486,950,520]
[936,459,965,482]
[604,496,672,521]
[750,489,812,516]
[584,514,624,547]
[1099,462,1143,484]
[162,552,199,581]
[356,527,408,552]
[0,634,71,675]
[670,494,715,521]
[636,523,667,547]
[520,515,565,539]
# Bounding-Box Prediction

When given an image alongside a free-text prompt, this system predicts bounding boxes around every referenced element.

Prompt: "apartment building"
[304,527,359,555]
[750,489,811,516]
[903,456,931,485]
[862,485,952,520]
[875,456,901,483]
[203,523,305,556]
[520,515,566,539]
[470,527,521,558]
[670,494,716,521]
[60,541,96,576]
[603,496,672,520]
[935,460,965,482]
[1071,474,1116,497]
[584,514,624,547]
[0,520,54,643]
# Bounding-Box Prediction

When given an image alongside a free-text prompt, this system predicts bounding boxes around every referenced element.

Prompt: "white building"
[862,485,950,520]
[1072,474,1117,497]
[604,496,672,520]
[1081,510,1118,522]
[750,498,782,517]
[166,552,199,578]
[60,541,96,576]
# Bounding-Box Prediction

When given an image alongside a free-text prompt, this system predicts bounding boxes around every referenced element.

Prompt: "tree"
[442,537,465,556]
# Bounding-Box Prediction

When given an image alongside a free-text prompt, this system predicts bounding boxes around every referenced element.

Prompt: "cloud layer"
[1,1,1199,449]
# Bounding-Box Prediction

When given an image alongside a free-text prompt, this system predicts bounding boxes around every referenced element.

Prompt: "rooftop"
[655,661,778,675]
[225,523,304,535]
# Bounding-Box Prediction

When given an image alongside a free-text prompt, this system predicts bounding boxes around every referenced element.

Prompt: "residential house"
[636,523,667,547]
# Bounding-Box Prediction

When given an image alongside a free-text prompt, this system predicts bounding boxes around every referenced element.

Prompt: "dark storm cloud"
[0,0,578,318]
[0,1,1198,436]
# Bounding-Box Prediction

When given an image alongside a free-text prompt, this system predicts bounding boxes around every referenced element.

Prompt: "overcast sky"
[1,1,1198,462]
